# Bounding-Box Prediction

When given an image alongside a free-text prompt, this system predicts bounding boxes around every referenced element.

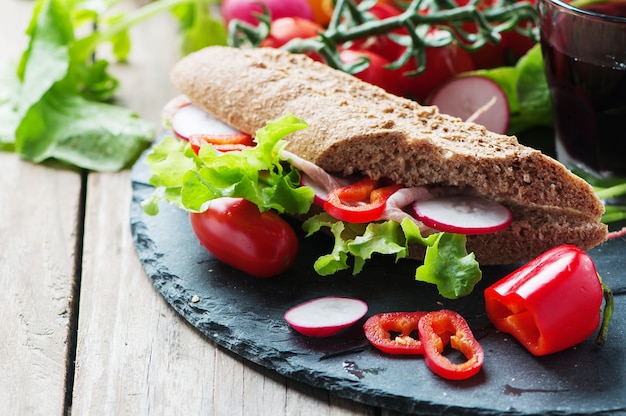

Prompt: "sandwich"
[143,45,607,297]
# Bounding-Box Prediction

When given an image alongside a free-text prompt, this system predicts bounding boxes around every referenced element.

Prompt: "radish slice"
[170,104,241,140]
[411,195,512,235]
[284,296,368,337]
[429,76,510,134]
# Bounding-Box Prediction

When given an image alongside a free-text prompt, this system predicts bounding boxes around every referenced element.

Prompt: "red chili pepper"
[363,312,427,355]
[189,132,255,154]
[324,178,401,223]
[418,309,484,380]
[484,245,614,356]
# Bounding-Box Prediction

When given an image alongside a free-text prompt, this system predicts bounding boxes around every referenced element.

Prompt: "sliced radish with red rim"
[429,75,510,134]
[412,195,512,235]
[170,104,241,141]
[284,296,368,337]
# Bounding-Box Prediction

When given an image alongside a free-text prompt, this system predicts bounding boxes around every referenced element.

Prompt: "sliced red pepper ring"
[363,312,427,355]
[418,309,484,381]
[484,244,613,356]
[189,132,255,154]
[323,178,401,223]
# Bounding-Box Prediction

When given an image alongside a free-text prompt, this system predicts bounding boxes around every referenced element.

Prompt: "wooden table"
[0,1,382,414]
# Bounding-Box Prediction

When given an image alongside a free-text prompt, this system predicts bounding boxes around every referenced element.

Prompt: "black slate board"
[130,155,626,416]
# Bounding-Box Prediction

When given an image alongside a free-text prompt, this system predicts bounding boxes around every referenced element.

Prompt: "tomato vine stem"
[227,0,538,76]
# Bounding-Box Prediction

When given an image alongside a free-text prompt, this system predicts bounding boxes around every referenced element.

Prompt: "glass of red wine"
[537,0,626,190]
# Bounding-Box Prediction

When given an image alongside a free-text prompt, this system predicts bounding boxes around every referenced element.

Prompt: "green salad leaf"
[302,214,482,299]
[143,114,315,215]
[1,0,226,171]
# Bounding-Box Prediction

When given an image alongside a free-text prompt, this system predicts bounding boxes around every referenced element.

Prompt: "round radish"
[284,296,368,337]
[412,195,512,235]
[170,104,240,141]
[429,75,510,134]
[221,0,314,26]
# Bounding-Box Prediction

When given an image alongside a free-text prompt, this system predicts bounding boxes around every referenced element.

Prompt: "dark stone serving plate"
[130,154,626,416]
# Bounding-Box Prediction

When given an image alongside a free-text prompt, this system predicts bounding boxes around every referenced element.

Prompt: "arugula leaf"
[17,91,154,170]
[172,2,227,55]
[2,0,227,171]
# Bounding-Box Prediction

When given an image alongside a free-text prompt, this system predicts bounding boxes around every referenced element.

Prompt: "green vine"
[227,0,538,76]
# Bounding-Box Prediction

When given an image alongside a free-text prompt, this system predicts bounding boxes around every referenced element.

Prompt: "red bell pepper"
[363,312,427,355]
[418,309,485,380]
[324,178,401,223]
[189,132,255,154]
[484,245,614,356]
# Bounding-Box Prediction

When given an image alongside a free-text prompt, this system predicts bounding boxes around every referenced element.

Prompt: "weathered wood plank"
[0,2,81,415]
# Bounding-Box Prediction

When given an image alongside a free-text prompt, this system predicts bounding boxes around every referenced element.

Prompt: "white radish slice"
[284,296,368,337]
[429,76,510,134]
[411,195,512,235]
[170,104,241,140]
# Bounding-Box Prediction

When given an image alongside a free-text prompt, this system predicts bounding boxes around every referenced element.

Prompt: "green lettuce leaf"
[303,214,482,299]
[143,114,315,215]
[414,233,482,299]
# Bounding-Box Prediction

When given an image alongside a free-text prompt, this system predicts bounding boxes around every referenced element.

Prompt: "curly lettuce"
[303,214,482,299]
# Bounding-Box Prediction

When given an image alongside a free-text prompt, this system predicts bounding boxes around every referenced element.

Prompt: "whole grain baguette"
[170,45,607,264]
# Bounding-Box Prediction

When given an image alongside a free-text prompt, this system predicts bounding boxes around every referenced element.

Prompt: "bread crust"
[170,46,607,264]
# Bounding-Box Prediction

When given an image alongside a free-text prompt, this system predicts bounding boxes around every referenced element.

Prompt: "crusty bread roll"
[170,45,607,265]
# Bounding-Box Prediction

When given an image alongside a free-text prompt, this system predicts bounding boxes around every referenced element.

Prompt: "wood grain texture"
[0,2,80,415]
[0,153,81,415]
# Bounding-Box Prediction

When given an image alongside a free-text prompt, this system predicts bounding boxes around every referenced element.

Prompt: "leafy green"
[414,232,482,299]
[172,2,228,55]
[143,114,315,215]
[303,214,482,299]
[1,0,226,171]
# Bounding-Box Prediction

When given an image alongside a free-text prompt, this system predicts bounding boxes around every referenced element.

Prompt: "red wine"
[539,0,626,179]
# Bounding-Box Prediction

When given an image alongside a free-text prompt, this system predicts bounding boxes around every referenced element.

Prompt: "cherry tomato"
[348,2,406,62]
[221,0,314,26]
[189,197,299,278]
[261,17,323,48]
[397,32,474,103]
[339,49,405,96]
[306,0,334,26]
[456,0,537,68]
[501,27,536,62]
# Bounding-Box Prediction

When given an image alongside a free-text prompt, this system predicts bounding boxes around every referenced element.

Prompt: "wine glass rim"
[547,0,626,24]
